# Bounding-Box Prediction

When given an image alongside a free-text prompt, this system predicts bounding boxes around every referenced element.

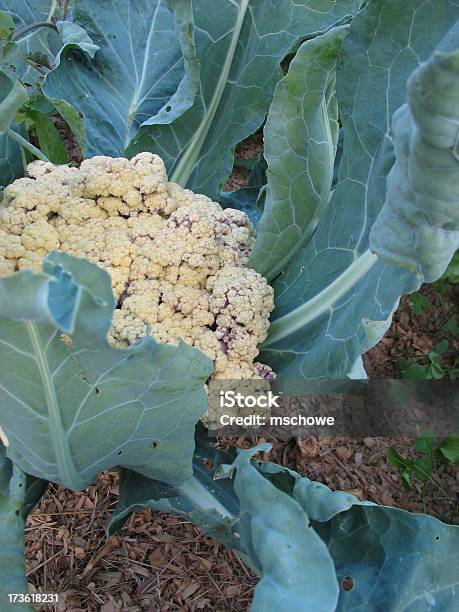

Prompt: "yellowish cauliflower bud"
[0,155,275,391]
[21,220,60,252]
[148,202,256,288]
[127,212,164,239]
[0,229,25,259]
[59,198,108,223]
[0,229,25,273]
[213,361,262,380]
[209,266,274,338]
[162,181,213,215]
[0,257,16,275]
[17,249,49,272]
[0,204,43,236]
[80,153,168,213]
[102,265,130,300]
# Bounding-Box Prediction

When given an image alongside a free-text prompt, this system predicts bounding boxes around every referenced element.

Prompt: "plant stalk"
[62,0,70,20]
[47,0,58,22]
[12,22,58,42]
[7,129,50,163]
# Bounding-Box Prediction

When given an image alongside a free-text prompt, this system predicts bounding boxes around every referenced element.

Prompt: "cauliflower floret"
[102,265,130,300]
[109,310,146,347]
[128,212,164,239]
[4,163,81,215]
[0,202,45,236]
[80,154,168,212]
[0,229,25,259]
[0,156,276,412]
[161,181,213,215]
[148,203,255,288]
[58,219,106,259]
[21,220,60,252]
[17,249,49,272]
[0,257,16,275]
[0,228,25,274]
[209,266,274,340]
[59,198,108,223]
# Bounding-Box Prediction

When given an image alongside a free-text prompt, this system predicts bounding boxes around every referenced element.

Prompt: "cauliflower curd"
[0,153,275,381]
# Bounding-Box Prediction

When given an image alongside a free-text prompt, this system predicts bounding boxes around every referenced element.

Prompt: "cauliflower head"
[0,154,275,382]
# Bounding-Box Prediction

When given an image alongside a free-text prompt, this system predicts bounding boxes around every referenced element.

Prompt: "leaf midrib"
[170,0,250,186]
[26,321,83,490]
[124,2,161,150]
[263,250,378,346]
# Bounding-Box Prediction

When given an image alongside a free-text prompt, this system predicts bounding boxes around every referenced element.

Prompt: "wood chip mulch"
[26,474,257,611]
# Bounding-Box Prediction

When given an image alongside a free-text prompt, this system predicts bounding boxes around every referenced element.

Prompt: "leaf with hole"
[0,252,212,491]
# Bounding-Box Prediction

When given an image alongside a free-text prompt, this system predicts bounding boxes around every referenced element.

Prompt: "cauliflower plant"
[0,153,275,383]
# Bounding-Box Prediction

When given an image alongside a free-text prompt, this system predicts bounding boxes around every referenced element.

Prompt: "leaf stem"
[47,0,59,22]
[62,0,70,20]
[7,129,50,163]
[12,22,58,42]
[25,321,84,491]
[263,250,378,346]
[170,0,250,186]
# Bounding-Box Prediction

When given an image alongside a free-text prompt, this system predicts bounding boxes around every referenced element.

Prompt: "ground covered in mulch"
[24,131,458,611]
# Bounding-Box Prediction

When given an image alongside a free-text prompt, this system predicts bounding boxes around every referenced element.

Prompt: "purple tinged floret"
[172,215,193,230]
[257,365,275,381]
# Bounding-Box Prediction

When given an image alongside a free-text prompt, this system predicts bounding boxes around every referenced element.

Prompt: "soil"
[24,130,458,611]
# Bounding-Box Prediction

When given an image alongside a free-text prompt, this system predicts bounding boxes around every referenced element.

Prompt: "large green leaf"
[0,252,212,491]
[0,123,25,191]
[0,73,27,190]
[249,26,348,280]
[23,109,68,163]
[370,49,459,283]
[0,446,33,611]
[258,461,459,611]
[0,0,62,85]
[43,0,197,157]
[128,0,363,199]
[111,440,459,610]
[220,153,267,226]
[0,2,95,166]
[110,439,339,611]
[0,72,27,133]
[53,19,99,67]
[0,1,60,22]
[261,1,459,380]
[222,446,340,610]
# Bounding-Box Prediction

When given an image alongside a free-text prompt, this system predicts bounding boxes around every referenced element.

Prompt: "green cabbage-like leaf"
[128,0,362,199]
[249,25,348,280]
[0,446,33,611]
[110,438,340,611]
[370,50,459,282]
[22,109,68,163]
[261,2,459,380]
[0,252,212,491]
[257,460,459,611]
[43,0,197,157]
[0,1,60,22]
[0,0,62,85]
[0,72,27,190]
[0,73,27,134]
[55,20,99,64]
[0,123,25,191]
[222,445,340,611]
[111,439,459,610]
